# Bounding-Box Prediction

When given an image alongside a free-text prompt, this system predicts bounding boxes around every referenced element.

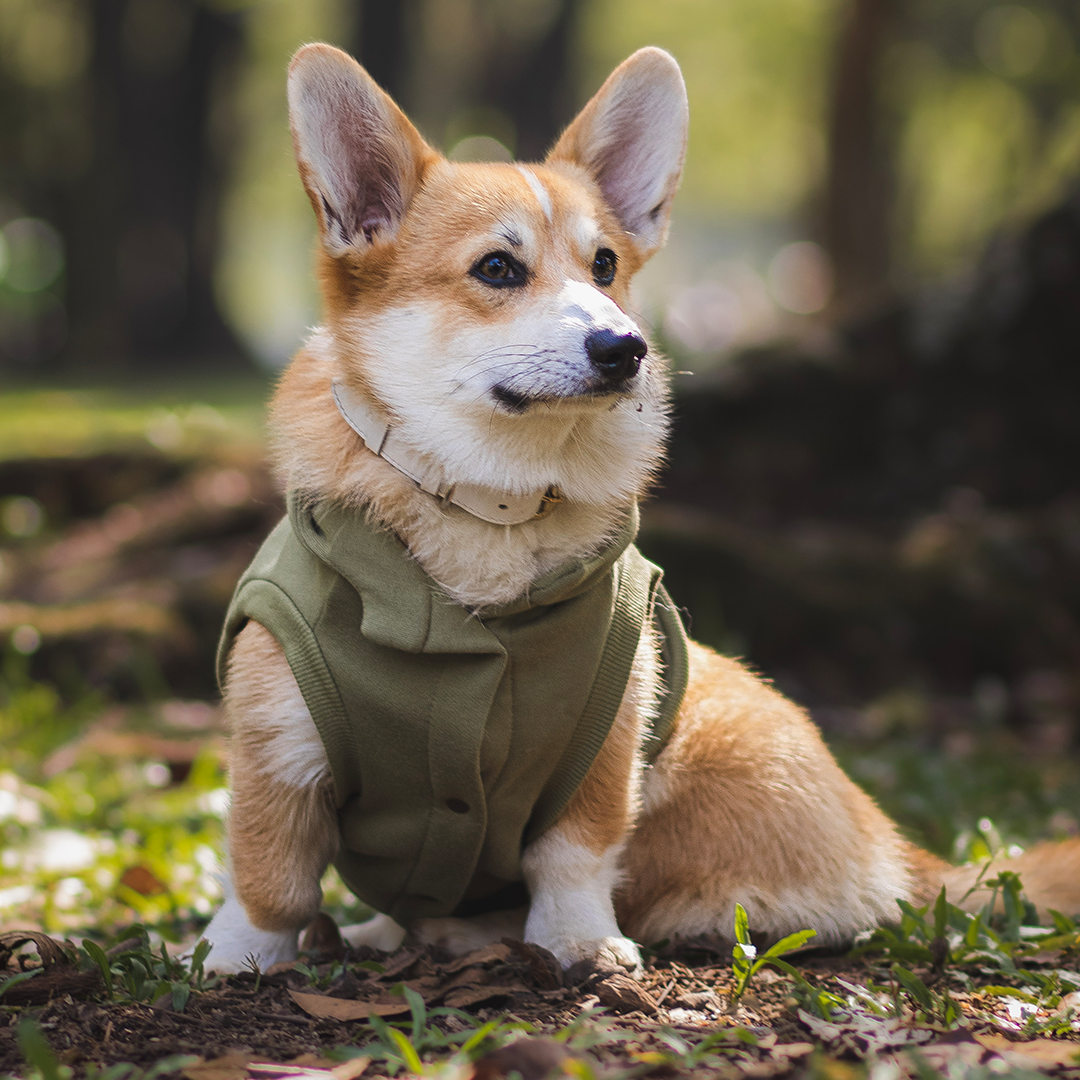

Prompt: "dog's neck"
[269,329,665,609]
[330,378,561,526]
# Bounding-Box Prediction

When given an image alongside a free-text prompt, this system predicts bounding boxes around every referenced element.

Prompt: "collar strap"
[332,379,561,526]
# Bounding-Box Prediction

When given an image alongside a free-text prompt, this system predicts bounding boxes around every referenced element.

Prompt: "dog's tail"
[916,838,1080,918]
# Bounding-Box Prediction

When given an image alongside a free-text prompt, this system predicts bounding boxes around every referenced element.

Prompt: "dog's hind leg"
[204,622,339,973]
[616,642,921,949]
[520,627,661,973]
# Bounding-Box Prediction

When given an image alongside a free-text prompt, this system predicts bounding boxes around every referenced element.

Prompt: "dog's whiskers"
[446,345,550,381]
[434,349,560,417]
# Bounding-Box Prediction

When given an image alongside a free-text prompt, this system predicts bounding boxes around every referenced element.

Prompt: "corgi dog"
[202,43,1080,975]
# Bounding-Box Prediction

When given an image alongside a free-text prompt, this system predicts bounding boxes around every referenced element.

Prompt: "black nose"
[585,330,647,384]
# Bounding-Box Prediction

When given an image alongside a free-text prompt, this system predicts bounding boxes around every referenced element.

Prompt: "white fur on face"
[515,166,553,221]
[348,280,666,505]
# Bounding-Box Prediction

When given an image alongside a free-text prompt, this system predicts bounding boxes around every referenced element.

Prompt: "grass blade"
[762,928,817,959]
[892,963,934,1012]
[387,1029,423,1075]
[734,903,751,946]
[81,940,114,1000]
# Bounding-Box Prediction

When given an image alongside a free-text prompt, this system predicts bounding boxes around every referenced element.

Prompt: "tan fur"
[940,840,1080,916]
[557,624,660,854]
[225,622,338,932]
[617,643,921,945]
[205,44,1080,973]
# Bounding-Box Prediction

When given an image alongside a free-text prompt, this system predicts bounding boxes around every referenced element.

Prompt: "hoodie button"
[446,798,469,814]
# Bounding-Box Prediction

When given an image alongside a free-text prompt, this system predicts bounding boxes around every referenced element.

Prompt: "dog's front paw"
[202,896,299,973]
[536,934,643,975]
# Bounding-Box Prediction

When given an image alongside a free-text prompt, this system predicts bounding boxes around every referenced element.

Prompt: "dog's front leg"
[204,622,339,973]
[522,823,640,973]
[521,632,658,973]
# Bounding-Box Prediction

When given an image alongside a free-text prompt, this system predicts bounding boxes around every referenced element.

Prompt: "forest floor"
[4,896,1080,1080]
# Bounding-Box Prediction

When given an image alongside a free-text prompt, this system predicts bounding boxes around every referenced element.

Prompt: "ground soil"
[4,931,1080,1079]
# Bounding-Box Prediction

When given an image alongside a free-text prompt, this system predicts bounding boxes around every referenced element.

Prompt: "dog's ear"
[288,44,432,256]
[547,48,687,254]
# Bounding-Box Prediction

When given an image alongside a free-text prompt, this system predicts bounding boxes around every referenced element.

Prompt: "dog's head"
[287,45,688,506]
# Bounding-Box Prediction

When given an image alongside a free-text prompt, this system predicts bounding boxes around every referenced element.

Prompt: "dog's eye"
[592,248,617,286]
[472,251,526,288]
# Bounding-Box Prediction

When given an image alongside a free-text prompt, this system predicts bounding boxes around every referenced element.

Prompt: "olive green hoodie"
[219,494,688,924]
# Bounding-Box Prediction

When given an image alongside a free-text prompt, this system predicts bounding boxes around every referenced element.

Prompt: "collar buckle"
[534,486,563,519]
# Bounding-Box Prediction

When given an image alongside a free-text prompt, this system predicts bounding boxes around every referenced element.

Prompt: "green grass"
[0,377,271,462]
[0,650,227,936]
[0,649,366,939]
[826,694,1080,863]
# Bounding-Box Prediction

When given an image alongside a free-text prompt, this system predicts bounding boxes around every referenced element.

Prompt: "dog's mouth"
[492,379,636,414]
[492,385,533,412]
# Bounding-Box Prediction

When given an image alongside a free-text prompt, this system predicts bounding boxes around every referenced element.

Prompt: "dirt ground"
[4,926,1080,1080]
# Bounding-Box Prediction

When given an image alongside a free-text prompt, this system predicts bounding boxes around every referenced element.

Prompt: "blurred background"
[2,0,1080,936]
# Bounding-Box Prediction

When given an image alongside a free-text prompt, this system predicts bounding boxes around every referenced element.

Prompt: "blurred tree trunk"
[351,0,581,161]
[62,0,248,374]
[475,0,583,161]
[355,0,413,101]
[822,0,900,316]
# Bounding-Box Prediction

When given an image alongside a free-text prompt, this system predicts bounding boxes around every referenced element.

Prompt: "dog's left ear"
[547,48,688,255]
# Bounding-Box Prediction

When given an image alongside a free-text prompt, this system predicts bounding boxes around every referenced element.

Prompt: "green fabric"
[218,493,688,924]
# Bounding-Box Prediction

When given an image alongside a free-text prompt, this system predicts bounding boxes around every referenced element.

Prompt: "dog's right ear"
[288,44,431,256]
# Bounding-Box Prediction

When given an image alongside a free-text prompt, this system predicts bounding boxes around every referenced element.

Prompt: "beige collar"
[332,380,561,526]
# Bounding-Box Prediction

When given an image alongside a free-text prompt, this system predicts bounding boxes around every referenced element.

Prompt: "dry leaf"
[182,1053,253,1080]
[120,865,168,896]
[247,1065,332,1080]
[798,1010,935,1055]
[772,1043,815,1060]
[443,943,512,973]
[379,947,424,980]
[502,939,562,990]
[244,1057,370,1080]
[445,967,489,991]
[0,932,99,1005]
[975,1033,1080,1067]
[0,931,71,969]
[594,973,657,1016]
[288,989,410,1020]
[472,1038,572,1080]
[330,1058,370,1080]
[442,985,518,1009]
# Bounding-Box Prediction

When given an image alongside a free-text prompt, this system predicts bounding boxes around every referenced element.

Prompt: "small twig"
[105,937,144,959]
[252,1010,311,1026]
[159,1009,203,1025]
[653,979,678,1008]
